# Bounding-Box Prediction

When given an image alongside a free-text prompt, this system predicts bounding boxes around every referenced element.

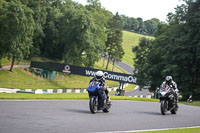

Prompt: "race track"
[0,100,200,133]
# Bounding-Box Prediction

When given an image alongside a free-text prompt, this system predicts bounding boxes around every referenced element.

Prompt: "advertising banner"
[30,61,136,84]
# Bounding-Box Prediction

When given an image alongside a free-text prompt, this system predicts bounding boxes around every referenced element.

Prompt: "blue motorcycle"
[87,81,111,114]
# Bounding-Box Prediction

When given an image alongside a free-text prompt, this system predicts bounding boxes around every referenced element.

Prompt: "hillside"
[0,31,153,90]
[122,31,154,66]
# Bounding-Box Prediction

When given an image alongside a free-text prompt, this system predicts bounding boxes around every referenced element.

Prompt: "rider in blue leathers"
[89,71,110,109]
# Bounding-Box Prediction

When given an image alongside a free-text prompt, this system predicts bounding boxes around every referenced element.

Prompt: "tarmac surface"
[115,61,134,74]
[0,100,200,133]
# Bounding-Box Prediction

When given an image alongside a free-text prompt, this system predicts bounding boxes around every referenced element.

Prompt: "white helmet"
[166,76,172,83]
[95,71,104,80]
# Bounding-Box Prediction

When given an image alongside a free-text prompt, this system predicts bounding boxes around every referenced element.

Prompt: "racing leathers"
[161,80,179,104]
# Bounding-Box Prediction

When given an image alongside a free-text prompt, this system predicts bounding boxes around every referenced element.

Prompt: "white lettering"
[85,70,96,76]
[85,70,136,83]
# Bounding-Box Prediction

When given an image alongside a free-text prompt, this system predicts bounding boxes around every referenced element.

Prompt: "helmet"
[166,76,172,83]
[95,71,104,80]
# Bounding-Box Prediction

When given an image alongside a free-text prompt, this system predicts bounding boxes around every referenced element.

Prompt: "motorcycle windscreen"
[88,81,100,93]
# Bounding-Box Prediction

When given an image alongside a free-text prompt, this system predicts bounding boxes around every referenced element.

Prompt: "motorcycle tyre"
[103,108,109,113]
[89,97,97,114]
[171,105,177,114]
[161,100,167,115]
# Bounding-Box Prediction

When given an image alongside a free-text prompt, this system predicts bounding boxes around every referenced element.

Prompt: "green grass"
[0,93,89,99]
[180,101,200,107]
[122,31,154,66]
[123,84,136,92]
[136,127,200,133]
[1,58,11,65]
[0,93,158,101]
[0,57,129,89]
[0,68,120,89]
[1,57,30,67]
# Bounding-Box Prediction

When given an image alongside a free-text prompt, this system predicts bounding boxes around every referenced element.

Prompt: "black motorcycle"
[159,86,178,115]
[87,81,111,114]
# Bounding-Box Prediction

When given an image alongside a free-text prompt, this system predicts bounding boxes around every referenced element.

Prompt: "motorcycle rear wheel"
[171,104,177,114]
[103,108,109,113]
[171,109,176,114]
[89,97,97,114]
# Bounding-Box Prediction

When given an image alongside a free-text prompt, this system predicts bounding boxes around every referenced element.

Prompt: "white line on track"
[96,126,200,133]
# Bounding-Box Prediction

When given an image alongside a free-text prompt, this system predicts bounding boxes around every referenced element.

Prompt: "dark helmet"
[166,76,172,84]
[95,70,104,81]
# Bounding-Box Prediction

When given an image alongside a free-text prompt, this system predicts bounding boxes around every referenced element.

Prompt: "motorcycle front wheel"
[161,100,167,115]
[89,97,98,114]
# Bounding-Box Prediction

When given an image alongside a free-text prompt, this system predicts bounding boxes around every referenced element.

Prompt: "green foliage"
[0,0,8,67]
[19,0,48,57]
[42,4,63,59]
[105,12,124,69]
[132,37,153,87]
[133,1,200,100]
[0,0,125,70]
[0,0,35,71]
[121,14,161,36]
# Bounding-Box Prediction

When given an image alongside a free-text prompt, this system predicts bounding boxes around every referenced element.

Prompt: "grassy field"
[136,127,200,133]
[122,31,154,66]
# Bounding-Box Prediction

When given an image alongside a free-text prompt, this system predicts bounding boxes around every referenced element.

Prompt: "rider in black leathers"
[161,76,179,107]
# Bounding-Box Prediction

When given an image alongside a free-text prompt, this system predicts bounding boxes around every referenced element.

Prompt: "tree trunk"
[10,56,15,72]
[112,59,115,71]
[106,55,110,70]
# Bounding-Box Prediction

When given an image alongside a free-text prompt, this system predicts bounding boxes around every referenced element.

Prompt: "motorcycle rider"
[89,71,110,103]
[161,76,179,107]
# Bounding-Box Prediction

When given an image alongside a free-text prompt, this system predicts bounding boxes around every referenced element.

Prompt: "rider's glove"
[175,89,178,93]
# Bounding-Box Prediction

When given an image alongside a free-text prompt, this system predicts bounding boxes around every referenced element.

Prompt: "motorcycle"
[87,81,111,114]
[159,86,178,115]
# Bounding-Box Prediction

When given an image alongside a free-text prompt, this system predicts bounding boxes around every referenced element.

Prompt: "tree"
[0,0,9,67]
[132,37,153,87]
[19,0,48,57]
[57,0,109,67]
[133,0,200,100]
[144,18,160,36]
[120,14,161,36]
[0,0,34,71]
[42,2,63,60]
[105,12,124,70]
[137,17,145,34]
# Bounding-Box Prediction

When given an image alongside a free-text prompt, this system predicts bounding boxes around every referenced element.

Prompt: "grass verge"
[136,127,200,133]
[180,101,200,107]
[0,93,158,102]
